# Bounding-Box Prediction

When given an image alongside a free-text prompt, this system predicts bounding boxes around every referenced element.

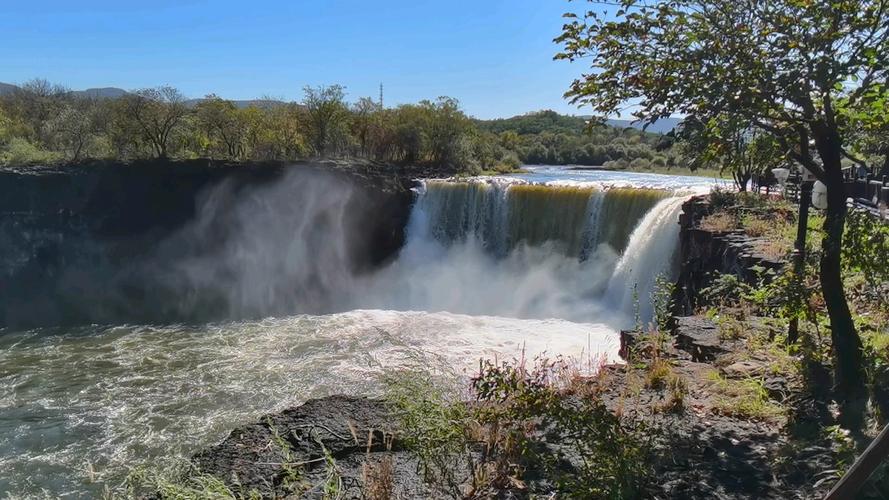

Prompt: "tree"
[556,0,889,397]
[6,78,68,145]
[48,103,97,161]
[419,97,472,167]
[391,104,426,163]
[678,116,783,191]
[195,95,245,159]
[262,103,307,160]
[303,85,350,157]
[0,103,11,144]
[350,97,381,157]
[120,86,188,159]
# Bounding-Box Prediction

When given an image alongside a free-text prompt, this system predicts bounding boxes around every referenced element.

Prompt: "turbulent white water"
[358,179,686,322]
[0,310,619,495]
[0,168,714,496]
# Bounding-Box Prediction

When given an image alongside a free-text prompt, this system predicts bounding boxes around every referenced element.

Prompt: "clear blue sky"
[0,0,597,119]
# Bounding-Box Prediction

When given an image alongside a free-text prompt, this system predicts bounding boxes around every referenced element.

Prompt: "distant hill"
[70,87,129,99]
[604,117,682,134]
[0,84,285,107]
[477,111,589,135]
[0,82,128,99]
[184,98,287,109]
[0,82,19,95]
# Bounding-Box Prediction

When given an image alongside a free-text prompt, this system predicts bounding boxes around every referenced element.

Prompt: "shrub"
[652,274,676,332]
[384,371,471,494]
[123,462,241,500]
[741,213,772,237]
[700,273,751,309]
[388,359,653,498]
[709,186,738,211]
[0,137,60,166]
[471,358,651,498]
[843,209,889,307]
[699,212,738,232]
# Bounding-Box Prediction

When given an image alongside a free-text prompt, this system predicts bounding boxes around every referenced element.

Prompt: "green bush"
[709,186,738,211]
[471,359,651,498]
[843,209,889,307]
[0,137,60,166]
[384,371,471,494]
[386,360,652,498]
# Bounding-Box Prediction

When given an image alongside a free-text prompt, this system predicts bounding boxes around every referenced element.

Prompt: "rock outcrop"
[0,160,416,328]
[673,196,786,315]
[192,395,443,499]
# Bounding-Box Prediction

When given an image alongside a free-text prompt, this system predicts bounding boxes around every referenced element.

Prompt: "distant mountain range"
[0,82,21,96]
[183,98,286,109]
[0,82,130,99]
[71,87,129,99]
[604,117,682,134]
[0,82,285,109]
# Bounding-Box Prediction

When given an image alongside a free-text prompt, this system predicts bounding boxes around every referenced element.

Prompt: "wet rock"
[619,329,644,360]
[193,395,446,499]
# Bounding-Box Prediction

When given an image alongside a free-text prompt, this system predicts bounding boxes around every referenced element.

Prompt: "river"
[0,167,722,496]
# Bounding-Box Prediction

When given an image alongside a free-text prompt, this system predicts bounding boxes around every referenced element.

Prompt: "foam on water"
[0,310,618,495]
[0,166,716,496]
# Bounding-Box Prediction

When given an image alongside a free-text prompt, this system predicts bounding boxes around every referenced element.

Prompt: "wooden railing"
[825,423,889,499]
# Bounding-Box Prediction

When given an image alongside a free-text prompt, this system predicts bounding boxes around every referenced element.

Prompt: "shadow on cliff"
[0,160,413,329]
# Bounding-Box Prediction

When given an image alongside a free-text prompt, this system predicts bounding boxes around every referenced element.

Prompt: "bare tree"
[12,78,69,145]
[303,85,349,157]
[120,86,189,159]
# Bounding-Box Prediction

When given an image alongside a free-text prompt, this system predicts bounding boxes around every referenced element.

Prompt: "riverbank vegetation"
[475,110,689,173]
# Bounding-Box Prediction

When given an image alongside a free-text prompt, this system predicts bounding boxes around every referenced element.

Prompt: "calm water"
[507,165,725,191]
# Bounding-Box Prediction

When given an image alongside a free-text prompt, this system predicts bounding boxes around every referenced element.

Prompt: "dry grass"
[753,238,793,260]
[362,456,394,500]
[660,374,687,413]
[700,213,738,232]
[741,215,773,237]
[362,429,395,500]
[716,315,746,340]
[645,358,674,390]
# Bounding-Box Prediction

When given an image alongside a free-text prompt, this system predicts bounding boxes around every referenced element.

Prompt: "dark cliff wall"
[673,195,785,314]
[0,160,415,329]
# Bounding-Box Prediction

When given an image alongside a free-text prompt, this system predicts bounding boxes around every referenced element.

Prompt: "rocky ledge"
[674,196,786,315]
[189,313,848,499]
[192,395,441,499]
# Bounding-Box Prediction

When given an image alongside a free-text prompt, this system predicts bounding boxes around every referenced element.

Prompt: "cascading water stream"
[604,196,687,320]
[398,179,685,324]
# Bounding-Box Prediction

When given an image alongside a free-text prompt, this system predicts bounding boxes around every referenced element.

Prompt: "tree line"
[476,109,681,170]
[0,80,681,173]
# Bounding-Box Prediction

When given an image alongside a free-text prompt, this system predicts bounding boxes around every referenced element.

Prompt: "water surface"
[0,166,715,496]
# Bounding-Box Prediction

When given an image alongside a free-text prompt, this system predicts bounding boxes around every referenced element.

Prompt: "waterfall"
[412,180,671,258]
[604,196,686,321]
[394,179,688,325]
